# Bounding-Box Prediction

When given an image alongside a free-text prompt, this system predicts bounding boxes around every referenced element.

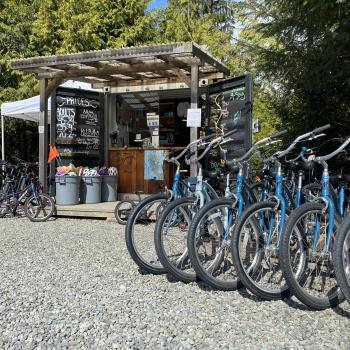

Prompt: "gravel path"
[0,217,350,349]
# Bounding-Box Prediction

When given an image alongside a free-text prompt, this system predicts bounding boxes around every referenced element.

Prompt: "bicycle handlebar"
[314,137,350,163]
[185,130,237,165]
[277,124,331,158]
[225,129,286,166]
[270,129,288,139]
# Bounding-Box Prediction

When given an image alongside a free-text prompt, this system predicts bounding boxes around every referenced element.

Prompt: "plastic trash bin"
[101,175,117,202]
[55,176,80,205]
[80,176,102,204]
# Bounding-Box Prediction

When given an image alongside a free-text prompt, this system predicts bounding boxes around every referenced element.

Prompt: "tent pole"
[190,63,199,177]
[1,114,4,161]
[39,79,48,193]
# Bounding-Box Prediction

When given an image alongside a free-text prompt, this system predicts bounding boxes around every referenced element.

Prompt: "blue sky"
[147,0,168,11]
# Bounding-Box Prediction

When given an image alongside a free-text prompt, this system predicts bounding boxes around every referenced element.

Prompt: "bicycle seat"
[135,191,144,195]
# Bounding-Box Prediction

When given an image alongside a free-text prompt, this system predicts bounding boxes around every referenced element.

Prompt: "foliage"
[1,0,349,161]
[236,0,350,140]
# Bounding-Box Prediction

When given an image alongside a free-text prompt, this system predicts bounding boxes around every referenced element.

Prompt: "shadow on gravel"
[237,287,265,303]
[282,298,318,312]
[332,305,350,319]
[165,273,194,284]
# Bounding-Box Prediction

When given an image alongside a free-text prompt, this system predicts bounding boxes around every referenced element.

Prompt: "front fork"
[266,175,286,251]
[313,173,335,254]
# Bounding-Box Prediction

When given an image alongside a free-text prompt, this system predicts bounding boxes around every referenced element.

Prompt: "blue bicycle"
[125,132,223,275]
[280,137,350,310]
[186,130,286,290]
[154,130,236,282]
[231,124,331,300]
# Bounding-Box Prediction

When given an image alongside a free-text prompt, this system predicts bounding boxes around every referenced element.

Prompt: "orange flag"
[48,144,59,163]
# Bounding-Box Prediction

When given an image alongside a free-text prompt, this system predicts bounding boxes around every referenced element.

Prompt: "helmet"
[56,170,66,176]
[83,168,99,177]
[108,166,118,176]
[98,166,109,176]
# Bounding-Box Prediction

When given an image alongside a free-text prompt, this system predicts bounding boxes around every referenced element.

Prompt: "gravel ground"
[0,217,350,350]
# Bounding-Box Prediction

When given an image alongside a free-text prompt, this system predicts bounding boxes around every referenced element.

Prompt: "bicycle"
[0,161,55,222]
[280,137,350,309]
[231,124,331,300]
[125,132,220,274]
[153,130,236,282]
[186,130,286,290]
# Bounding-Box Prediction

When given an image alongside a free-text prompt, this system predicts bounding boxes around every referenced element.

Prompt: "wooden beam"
[36,61,190,79]
[45,78,64,97]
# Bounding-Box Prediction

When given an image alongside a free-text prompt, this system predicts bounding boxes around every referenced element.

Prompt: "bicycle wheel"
[114,200,136,225]
[280,202,344,310]
[187,198,240,291]
[125,193,168,274]
[0,191,9,218]
[154,197,198,283]
[334,215,350,303]
[24,193,55,222]
[231,201,290,300]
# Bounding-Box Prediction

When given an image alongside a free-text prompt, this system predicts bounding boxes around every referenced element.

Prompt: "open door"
[204,74,253,172]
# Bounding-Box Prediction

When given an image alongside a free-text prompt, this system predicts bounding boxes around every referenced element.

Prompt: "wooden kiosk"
[10,42,252,198]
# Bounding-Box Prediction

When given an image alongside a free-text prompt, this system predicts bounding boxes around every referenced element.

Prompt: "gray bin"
[101,176,117,202]
[55,176,80,205]
[80,176,102,204]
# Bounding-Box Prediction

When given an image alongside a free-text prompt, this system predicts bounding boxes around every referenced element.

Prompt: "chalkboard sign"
[51,88,103,167]
[204,74,252,172]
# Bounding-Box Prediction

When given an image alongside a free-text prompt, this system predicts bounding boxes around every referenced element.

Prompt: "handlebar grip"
[270,129,287,139]
[222,129,237,138]
[200,133,218,142]
[312,124,331,134]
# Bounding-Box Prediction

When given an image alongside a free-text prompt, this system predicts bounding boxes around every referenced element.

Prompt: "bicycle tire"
[115,200,136,225]
[154,197,198,283]
[24,193,55,222]
[231,201,291,300]
[187,197,241,291]
[280,202,344,310]
[333,215,350,303]
[125,193,168,274]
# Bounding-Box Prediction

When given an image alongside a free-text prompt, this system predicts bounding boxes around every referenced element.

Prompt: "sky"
[147,0,168,11]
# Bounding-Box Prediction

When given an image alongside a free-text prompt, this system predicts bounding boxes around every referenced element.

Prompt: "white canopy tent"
[0,80,99,161]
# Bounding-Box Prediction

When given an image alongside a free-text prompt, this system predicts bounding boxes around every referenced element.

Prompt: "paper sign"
[147,113,159,127]
[38,125,45,134]
[186,108,201,127]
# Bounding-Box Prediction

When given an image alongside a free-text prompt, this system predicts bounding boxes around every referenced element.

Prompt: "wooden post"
[190,63,199,176]
[1,114,4,161]
[39,79,48,192]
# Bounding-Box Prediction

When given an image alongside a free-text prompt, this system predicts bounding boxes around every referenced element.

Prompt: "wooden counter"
[109,147,183,194]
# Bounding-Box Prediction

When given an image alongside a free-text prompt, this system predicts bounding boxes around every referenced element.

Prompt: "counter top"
[109,147,185,151]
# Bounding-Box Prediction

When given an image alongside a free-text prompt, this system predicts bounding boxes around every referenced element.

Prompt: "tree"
[237,0,350,140]
[29,0,155,54]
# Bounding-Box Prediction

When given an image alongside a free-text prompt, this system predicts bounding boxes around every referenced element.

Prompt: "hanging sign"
[186,108,202,127]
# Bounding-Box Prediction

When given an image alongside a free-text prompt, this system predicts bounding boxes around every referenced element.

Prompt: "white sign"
[147,113,159,127]
[186,108,202,127]
[38,126,45,134]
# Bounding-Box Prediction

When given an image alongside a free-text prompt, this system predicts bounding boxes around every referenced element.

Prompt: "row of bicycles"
[123,124,350,310]
[0,158,55,221]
